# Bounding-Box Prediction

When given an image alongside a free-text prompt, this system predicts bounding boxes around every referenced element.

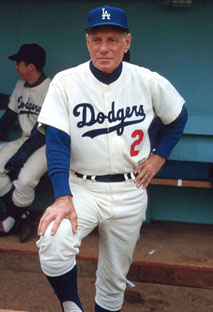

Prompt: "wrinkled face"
[86,26,131,73]
[15,60,31,81]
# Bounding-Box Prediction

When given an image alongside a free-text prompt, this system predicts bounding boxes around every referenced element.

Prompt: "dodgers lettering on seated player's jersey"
[9,78,51,137]
[17,96,42,116]
[38,61,185,175]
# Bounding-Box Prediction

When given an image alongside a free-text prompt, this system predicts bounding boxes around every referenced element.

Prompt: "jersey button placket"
[104,87,115,173]
[104,87,111,134]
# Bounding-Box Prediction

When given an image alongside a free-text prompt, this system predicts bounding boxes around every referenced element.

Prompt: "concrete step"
[0,218,213,289]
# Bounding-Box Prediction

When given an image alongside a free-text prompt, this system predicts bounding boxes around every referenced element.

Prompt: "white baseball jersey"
[38,61,185,175]
[9,77,51,136]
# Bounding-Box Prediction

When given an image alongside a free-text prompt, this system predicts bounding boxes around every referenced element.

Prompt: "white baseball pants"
[37,172,147,311]
[0,137,47,207]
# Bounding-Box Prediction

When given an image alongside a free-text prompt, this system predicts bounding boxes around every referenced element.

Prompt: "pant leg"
[95,181,147,311]
[36,180,102,312]
[37,178,101,276]
[13,145,47,207]
[0,137,26,197]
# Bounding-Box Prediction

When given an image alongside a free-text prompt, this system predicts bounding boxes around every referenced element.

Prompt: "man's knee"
[37,219,79,276]
[38,219,75,250]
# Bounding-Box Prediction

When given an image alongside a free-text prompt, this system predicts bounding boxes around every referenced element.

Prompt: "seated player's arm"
[5,122,46,179]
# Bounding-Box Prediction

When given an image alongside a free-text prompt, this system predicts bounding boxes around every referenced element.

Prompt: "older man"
[36,5,187,312]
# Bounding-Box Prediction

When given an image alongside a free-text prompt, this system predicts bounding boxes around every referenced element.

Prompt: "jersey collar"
[90,61,122,85]
[24,72,47,88]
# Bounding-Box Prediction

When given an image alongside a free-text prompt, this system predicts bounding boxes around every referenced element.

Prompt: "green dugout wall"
[0,0,213,224]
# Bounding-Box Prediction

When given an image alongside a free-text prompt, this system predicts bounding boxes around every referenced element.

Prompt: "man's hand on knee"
[38,195,78,236]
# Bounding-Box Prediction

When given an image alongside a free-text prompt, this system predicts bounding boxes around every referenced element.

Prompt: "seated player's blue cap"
[86,5,129,32]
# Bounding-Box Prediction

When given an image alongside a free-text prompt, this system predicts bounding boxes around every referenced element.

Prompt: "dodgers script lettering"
[73,101,146,138]
[17,96,41,116]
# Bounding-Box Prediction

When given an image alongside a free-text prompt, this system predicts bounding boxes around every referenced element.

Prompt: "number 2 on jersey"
[130,129,144,157]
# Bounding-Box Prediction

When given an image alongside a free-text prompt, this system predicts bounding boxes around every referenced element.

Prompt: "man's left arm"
[134,105,188,189]
[5,122,45,180]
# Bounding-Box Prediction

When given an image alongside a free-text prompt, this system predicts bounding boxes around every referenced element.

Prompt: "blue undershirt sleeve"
[149,105,188,160]
[45,125,72,199]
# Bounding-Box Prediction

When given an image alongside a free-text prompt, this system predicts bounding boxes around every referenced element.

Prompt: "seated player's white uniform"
[0,77,51,206]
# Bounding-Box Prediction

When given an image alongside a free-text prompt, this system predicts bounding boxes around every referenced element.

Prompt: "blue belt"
[74,172,133,182]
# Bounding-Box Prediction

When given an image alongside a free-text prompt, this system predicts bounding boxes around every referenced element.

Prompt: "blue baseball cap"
[86,5,129,32]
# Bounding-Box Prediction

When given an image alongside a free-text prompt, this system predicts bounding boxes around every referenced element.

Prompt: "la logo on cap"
[102,8,111,20]
[85,5,129,32]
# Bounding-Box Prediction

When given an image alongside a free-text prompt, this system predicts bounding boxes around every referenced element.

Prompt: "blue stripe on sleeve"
[149,105,188,160]
[45,126,72,199]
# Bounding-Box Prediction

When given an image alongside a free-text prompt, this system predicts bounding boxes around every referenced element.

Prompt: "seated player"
[0,43,51,242]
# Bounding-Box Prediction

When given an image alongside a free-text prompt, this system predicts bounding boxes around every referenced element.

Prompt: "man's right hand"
[37,195,78,236]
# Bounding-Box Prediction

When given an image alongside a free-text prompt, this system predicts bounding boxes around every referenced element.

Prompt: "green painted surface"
[0,0,213,224]
[147,185,213,224]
